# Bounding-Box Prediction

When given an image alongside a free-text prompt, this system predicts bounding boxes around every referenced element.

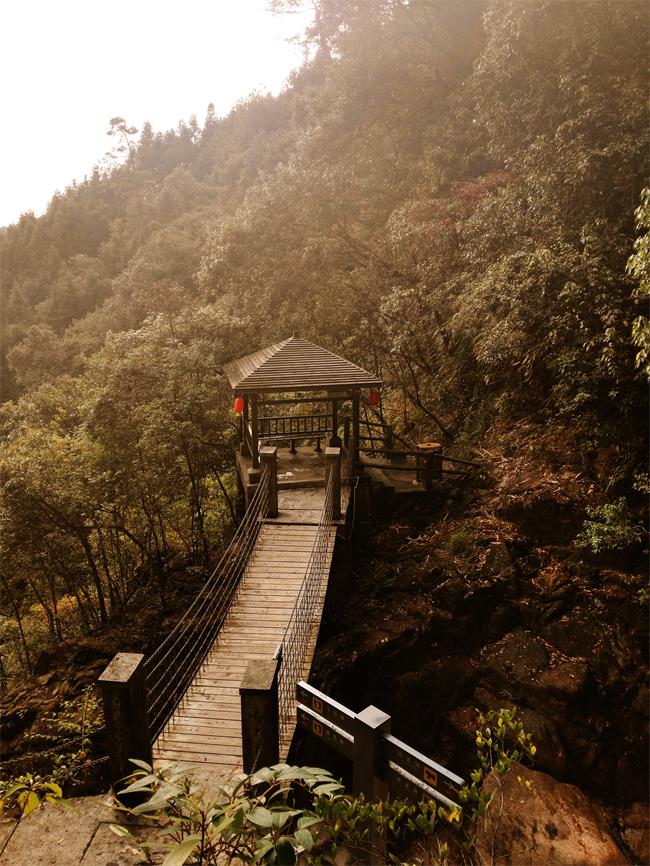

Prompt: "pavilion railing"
[356,415,479,486]
[259,413,333,442]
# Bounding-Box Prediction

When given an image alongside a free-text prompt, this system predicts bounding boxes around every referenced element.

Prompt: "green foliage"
[0,774,65,821]
[0,308,246,664]
[577,497,643,554]
[458,707,536,828]
[110,761,344,865]
[112,759,456,865]
[627,187,650,379]
[446,528,477,557]
[314,792,456,864]
[44,686,105,787]
[0,686,105,801]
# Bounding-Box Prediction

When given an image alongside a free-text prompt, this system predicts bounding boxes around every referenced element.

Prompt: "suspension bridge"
[145,455,347,787]
[98,338,476,792]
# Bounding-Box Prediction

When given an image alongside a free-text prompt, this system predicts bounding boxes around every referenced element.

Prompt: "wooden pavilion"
[224,337,381,476]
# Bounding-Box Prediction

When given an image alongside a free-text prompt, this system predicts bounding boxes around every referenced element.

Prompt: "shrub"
[110,762,343,865]
[577,497,643,554]
[0,773,65,821]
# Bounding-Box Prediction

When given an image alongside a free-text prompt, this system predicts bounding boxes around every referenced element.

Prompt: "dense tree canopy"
[0,0,647,669]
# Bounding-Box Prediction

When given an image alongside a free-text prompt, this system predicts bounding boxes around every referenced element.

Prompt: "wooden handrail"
[363,446,478,467]
[259,432,332,443]
[360,461,423,472]
[258,396,339,406]
[361,460,468,476]
[258,414,332,423]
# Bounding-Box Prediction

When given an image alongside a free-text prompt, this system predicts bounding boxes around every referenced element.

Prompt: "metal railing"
[145,468,270,740]
[276,468,337,744]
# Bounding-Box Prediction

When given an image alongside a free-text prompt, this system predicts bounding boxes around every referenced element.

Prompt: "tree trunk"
[0,572,32,674]
[77,531,108,625]
[214,470,237,527]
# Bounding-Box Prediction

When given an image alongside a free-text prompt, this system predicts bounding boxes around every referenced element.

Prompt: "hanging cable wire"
[276,469,337,745]
[145,468,270,740]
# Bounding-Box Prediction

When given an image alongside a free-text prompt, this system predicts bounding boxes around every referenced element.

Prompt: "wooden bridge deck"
[152,489,342,790]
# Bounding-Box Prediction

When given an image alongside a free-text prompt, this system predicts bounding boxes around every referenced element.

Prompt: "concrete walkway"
[0,795,152,866]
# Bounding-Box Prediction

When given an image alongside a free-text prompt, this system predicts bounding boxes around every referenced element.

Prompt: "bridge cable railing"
[276,467,337,745]
[145,467,270,740]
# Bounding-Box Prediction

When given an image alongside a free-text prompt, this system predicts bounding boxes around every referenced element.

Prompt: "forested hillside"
[0,1,648,839]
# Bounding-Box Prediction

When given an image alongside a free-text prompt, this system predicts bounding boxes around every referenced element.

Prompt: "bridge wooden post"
[98,653,152,798]
[330,398,342,448]
[417,443,442,489]
[432,445,443,481]
[240,658,280,773]
[325,446,341,520]
[383,424,393,454]
[347,436,358,478]
[260,446,278,518]
[245,467,262,508]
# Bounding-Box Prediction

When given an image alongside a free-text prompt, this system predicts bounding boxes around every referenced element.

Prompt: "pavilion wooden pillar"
[241,396,251,457]
[352,391,360,469]
[250,394,259,468]
[330,397,341,448]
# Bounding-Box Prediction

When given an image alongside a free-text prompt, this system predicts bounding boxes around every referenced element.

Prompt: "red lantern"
[233,396,245,415]
[370,389,379,406]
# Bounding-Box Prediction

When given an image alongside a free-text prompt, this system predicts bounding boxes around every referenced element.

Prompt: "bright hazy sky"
[1,1,311,227]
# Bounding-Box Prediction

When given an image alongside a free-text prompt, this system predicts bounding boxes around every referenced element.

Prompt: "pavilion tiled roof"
[223,337,381,394]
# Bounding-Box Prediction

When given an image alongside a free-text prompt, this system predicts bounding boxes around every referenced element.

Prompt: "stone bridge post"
[98,653,152,799]
[239,656,280,773]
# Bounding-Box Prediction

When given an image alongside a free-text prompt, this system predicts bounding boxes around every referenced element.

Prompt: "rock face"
[618,802,650,866]
[474,767,629,866]
[310,425,649,811]
[480,628,591,714]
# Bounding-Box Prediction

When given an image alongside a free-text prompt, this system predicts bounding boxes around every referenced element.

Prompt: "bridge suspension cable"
[145,468,270,740]
[276,467,337,744]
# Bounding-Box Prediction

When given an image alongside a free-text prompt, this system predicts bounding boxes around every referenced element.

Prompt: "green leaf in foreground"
[161,835,201,866]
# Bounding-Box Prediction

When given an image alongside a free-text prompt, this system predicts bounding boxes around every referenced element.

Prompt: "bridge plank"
[169,710,240,722]
[154,749,241,767]
[158,731,241,745]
